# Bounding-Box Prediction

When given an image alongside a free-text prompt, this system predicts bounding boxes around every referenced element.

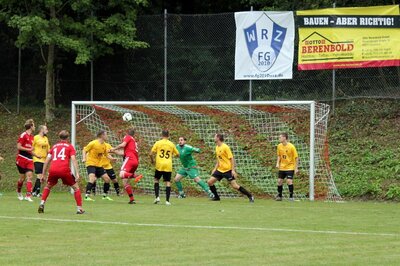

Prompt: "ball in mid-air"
[122,112,133,122]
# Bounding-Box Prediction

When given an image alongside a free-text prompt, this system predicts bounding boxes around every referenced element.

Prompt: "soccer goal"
[71,101,341,201]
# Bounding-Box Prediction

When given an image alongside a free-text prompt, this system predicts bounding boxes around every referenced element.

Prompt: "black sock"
[85,182,93,196]
[33,178,41,194]
[238,186,252,198]
[154,183,159,197]
[209,185,220,199]
[166,186,171,202]
[103,182,110,195]
[288,184,294,198]
[113,182,120,195]
[277,185,283,197]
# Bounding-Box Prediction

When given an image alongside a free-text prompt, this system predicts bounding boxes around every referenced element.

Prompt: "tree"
[0,0,148,121]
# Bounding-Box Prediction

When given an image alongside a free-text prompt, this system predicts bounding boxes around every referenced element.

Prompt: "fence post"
[17,31,21,114]
[90,10,94,101]
[249,6,253,103]
[164,9,168,101]
[331,1,337,115]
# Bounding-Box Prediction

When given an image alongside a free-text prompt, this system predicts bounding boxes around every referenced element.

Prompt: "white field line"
[0,215,398,237]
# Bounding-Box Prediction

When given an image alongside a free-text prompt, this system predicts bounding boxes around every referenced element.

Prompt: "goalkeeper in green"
[174,137,214,199]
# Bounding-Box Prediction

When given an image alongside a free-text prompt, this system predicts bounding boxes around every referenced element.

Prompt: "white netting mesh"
[74,102,341,201]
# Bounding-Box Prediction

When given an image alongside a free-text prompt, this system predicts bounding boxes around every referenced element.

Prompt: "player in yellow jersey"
[100,142,120,196]
[276,132,299,201]
[32,125,50,197]
[207,134,254,202]
[82,130,113,201]
[150,130,179,205]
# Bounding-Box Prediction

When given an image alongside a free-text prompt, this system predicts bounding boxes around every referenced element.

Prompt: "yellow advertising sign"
[297,5,400,70]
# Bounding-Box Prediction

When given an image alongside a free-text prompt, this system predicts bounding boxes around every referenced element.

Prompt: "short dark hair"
[128,128,135,136]
[24,122,34,130]
[97,130,106,138]
[59,130,69,140]
[162,130,169,137]
[280,132,289,140]
[216,133,224,141]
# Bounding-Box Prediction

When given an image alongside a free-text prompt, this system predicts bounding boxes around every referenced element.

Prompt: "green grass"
[0,192,399,265]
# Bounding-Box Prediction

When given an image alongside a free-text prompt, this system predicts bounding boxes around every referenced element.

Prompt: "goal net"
[71,101,341,201]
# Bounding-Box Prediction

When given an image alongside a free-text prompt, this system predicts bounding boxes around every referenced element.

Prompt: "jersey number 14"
[53,147,66,161]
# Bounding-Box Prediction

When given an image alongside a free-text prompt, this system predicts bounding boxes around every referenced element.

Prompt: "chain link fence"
[0,12,399,110]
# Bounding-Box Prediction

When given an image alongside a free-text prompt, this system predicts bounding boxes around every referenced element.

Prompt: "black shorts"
[16,164,33,174]
[212,170,235,182]
[278,170,295,180]
[87,166,106,178]
[154,170,172,182]
[106,168,117,180]
[34,162,44,174]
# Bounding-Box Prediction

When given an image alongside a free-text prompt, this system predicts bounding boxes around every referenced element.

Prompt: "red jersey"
[123,135,139,161]
[49,141,76,172]
[17,131,34,160]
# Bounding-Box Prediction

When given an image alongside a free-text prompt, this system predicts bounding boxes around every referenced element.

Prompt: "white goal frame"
[71,101,317,200]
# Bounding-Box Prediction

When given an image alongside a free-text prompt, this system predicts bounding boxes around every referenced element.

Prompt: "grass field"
[0,192,399,265]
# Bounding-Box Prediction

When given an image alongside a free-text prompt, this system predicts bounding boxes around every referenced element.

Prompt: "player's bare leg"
[16,173,26,200]
[121,172,135,204]
[207,177,220,201]
[153,178,160,204]
[71,183,85,214]
[165,181,171,205]
[276,178,284,201]
[101,174,113,201]
[174,174,186,198]
[84,173,97,201]
[193,176,214,198]
[38,183,54,213]
[230,180,254,203]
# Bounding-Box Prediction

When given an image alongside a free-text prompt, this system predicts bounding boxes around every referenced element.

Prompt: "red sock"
[26,181,33,196]
[122,172,133,179]
[17,180,23,193]
[41,187,50,202]
[74,188,82,207]
[124,185,134,201]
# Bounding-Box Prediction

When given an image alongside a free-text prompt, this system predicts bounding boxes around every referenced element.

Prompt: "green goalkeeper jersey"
[176,144,200,168]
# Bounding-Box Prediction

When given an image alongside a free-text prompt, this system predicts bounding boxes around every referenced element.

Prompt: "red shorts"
[48,171,76,186]
[121,157,138,178]
[16,156,34,173]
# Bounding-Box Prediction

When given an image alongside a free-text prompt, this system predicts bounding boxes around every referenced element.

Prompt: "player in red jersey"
[16,119,39,202]
[109,128,142,204]
[38,130,84,214]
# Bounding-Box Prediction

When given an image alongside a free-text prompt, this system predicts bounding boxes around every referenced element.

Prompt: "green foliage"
[0,0,149,64]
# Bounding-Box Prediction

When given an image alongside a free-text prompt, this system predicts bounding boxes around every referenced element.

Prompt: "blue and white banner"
[235,11,295,80]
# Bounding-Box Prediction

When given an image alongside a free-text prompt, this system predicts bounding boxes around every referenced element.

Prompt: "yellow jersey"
[216,143,233,173]
[84,139,108,167]
[33,135,50,163]
[100,142,113,170]
[277,142,298,171]
[151,139,179,172]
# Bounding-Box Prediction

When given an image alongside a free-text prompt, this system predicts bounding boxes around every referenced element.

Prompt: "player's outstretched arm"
[149,151,156,164]
[231,157,237,177]
[81,149,87,162]
[295,156,299,174]
[110,141,127,152]
[0,156,3,162]
[276,156,280,169]
[42,154,52,180]
[71,155,80,181]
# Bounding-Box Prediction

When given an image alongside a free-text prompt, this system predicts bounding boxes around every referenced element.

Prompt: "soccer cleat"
[249,196,255,203]
[17,193,24,201]
[177,193,186,199]
[153,197,160,204]
[102,196,114,201]
[134,174,143,183]
[128,200,136,204]
[84,196,95,202]
[24,196,33,202]
[165,201,171,206]
[208,192,215,199]
[211,197,221,201]
[275,196,283,201]
[38,204,44,213]
[76,209,85,214]
[288,197,294,202]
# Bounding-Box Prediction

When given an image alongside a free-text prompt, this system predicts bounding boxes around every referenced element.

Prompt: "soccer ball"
[122,112,133,122]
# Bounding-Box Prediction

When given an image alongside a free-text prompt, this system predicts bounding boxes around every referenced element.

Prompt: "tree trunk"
[45,44,55,122]
[45,6,56,122]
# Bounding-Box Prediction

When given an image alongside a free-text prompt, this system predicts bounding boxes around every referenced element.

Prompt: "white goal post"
[71,101,341,201]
